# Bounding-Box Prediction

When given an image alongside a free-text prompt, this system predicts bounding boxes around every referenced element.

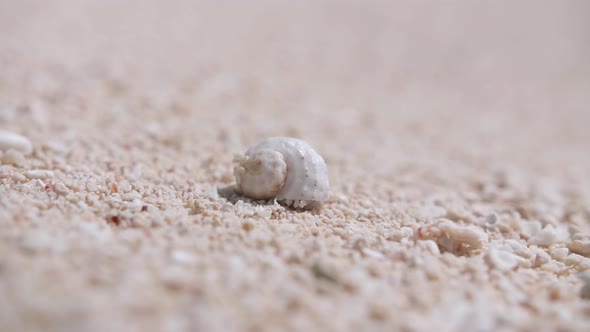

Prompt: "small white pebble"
[549,247,569,261]
[54,182,70,196]
[0,130,32,154]
[533,250,552,267]
[527,224,569,247]
[569,239,590,258]
[24,169,54,179]
[501,239,533,258]
[565,254,590,269]
[253,206,272,219]
[520,220,542,238]
[235,201,255,217]
[485,247,526,270]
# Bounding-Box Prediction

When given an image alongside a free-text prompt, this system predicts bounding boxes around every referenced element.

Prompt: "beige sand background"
[1,0,590,331]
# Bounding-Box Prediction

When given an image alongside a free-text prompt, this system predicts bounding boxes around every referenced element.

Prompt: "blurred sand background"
[1,0,590,331]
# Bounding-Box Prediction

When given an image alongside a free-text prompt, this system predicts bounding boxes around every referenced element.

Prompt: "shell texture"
[234,137,329,209]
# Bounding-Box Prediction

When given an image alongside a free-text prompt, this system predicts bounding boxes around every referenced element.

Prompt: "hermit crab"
[233,137,329,210]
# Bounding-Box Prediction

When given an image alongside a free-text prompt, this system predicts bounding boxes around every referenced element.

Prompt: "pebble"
[24,169,54,179]
[253,206,272,219]
[565,254,590,270]
[503,239,533,259]
[533,250,551,267]
[527,224,569,247]
[0,130,32,154]
[569,239,590,258]
[54,182,70,196]
[520,220,542,239]
[548,247,569,262]
[485,247,526,270]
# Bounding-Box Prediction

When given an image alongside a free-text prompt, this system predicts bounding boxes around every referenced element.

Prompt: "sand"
[1,1,590,331]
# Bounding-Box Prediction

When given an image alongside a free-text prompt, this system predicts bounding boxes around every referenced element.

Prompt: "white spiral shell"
[233,137,329,209]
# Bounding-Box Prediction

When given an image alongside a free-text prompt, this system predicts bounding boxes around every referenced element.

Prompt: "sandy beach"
[1,1,590,331]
